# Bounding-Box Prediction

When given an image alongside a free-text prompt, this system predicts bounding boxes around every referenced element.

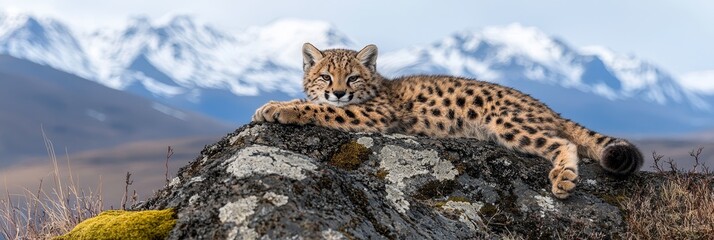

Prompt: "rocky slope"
[141,123,666,239]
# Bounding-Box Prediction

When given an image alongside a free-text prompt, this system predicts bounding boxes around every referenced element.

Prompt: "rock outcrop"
[141,123,656,239]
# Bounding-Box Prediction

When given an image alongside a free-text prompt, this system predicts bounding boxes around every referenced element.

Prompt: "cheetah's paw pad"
[549,167,578,199]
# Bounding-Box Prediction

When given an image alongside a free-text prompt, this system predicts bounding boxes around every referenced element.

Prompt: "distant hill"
[691,128,714,141]
[0,55,230,166]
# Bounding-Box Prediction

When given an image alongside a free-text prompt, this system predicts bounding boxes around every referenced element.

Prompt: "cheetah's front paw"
[252,101,280,122]
[549,167,578,199]
[252,102,308,125]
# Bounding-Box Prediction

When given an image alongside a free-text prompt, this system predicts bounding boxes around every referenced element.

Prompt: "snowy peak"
[429,24,578,79]
[77,16,354,97]
[0,12,75,51]
[380,23,705,109]
[0,11,93,78]
[480,23,573,65]
[120,16,153,38]
[581,45,659,90]
[680,70,714,94]
[82,14,240,90]
[381,24,582,85]
[580,45,706,108]
[0,12,54,38]
[153,15,235,46]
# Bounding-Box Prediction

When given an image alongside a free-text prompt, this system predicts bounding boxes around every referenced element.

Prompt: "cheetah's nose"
[333,91,346,98]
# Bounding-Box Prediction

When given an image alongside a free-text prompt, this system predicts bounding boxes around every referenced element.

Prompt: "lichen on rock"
[225,145,317,180]
[378,144,459,212]
[441,200,487,231]
[378,145,458,184]
[356,136,374,148]
[219,196,259,240]
[263,192,289,206]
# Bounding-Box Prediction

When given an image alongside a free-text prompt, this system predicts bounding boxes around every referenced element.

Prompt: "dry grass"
[0,134,195,239]
[622,148,714,239]
[0,132,104,239]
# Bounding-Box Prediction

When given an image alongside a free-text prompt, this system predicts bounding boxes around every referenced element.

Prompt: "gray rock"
[141,123,655,239]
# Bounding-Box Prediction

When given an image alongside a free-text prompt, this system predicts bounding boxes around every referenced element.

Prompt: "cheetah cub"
[253,43,643,199]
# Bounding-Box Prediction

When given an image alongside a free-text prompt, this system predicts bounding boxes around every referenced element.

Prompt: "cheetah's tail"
[564,121,643,175]
[600,138,644,175]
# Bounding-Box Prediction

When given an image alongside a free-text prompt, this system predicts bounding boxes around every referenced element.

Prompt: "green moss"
[54,209,176,240]
[330,141,370,170]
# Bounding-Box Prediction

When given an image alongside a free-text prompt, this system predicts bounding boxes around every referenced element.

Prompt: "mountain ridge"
[380,23,705,110]
[0,55,230,164]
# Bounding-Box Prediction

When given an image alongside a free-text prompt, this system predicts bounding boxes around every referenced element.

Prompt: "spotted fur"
[253,43,644,199]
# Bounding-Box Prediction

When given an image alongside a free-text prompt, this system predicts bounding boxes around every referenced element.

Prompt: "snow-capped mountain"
[2,12,354,97]
[0,11,94,79]
[380,23,707,110]
[0,12,711,135]
[80,16,353,96]
[680,70,714,94]
[75,15,354,120]
[85,15,239,92]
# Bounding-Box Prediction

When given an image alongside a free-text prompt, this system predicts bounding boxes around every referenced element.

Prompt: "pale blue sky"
[2,0,713,77]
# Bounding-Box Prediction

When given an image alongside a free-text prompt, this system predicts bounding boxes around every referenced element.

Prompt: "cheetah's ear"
[302,43,323,72]
[356,44,378,72]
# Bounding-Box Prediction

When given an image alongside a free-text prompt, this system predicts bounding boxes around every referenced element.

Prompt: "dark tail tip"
[600,139,643,176]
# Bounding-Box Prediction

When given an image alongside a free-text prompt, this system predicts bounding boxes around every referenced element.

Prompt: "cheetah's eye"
[347,76,359,83]
[320,74,332,82]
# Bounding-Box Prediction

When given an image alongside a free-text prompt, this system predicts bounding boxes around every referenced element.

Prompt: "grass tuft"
[1,129,105,239]
[622,147,714,239]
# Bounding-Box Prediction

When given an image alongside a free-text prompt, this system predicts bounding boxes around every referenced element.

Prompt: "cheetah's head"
[301,43,382,107]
